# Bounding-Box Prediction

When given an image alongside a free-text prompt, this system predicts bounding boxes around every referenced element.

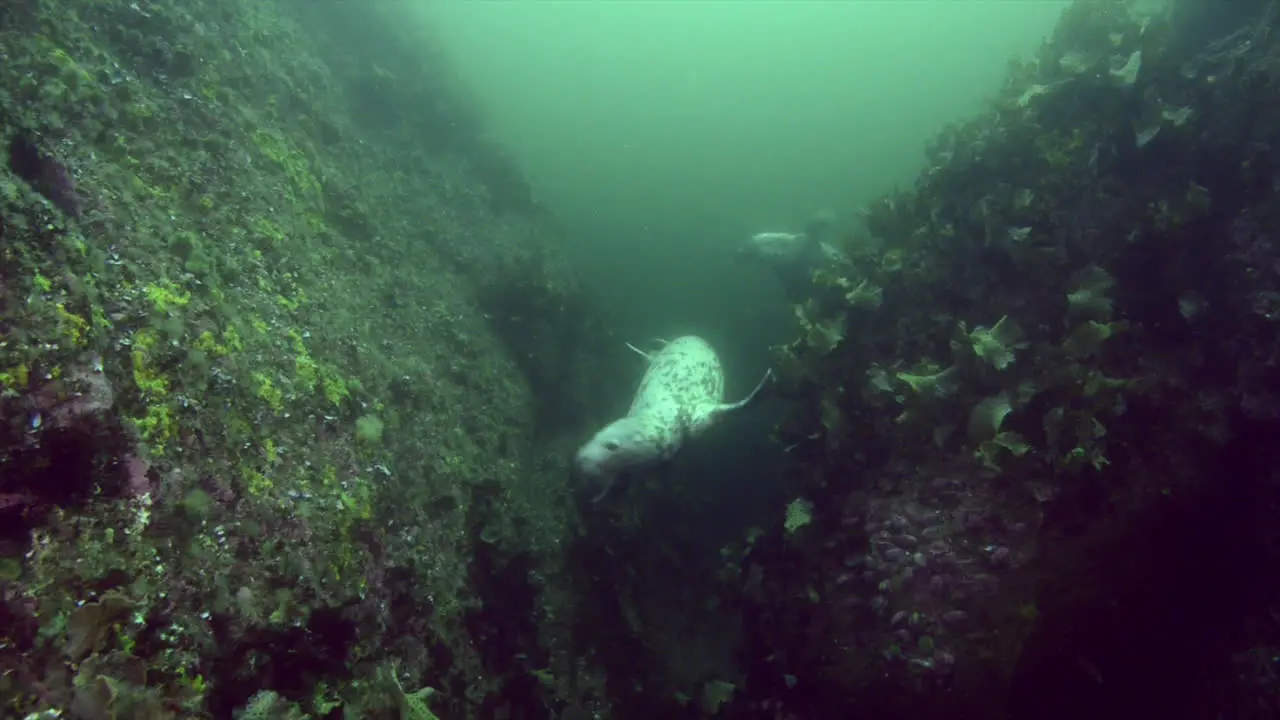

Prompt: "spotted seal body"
[574,336,773,502]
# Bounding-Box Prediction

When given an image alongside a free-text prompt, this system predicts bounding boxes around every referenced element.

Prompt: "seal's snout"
[568,447,585,479]
[568,446,596,497]
[571,439,609,479]
[572,442,598,476]
[569,446,618,504]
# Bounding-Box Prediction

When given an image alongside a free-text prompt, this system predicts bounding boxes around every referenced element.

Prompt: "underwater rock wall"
[0,0,610,717]
[726,2,1280,719]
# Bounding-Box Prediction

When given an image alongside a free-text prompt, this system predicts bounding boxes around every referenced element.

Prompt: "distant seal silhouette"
[574,335,774,502]
[737,211,846,302]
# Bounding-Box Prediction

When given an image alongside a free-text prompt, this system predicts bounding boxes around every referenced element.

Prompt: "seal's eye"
[603,441,620,452]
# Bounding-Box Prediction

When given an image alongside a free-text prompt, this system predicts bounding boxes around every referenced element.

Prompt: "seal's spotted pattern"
[574,336,773,502]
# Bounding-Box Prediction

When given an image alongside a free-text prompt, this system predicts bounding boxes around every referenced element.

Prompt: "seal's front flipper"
[590,471,633,504]
[652,454,682,491]
[589,478,613,504]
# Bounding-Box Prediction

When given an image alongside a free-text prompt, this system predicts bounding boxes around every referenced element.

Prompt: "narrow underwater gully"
[562,491,725,719]
[460,478,557,717]
[5,0,1280,718]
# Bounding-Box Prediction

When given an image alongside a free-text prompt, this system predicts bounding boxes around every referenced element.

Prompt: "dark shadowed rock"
[7,130,82,219]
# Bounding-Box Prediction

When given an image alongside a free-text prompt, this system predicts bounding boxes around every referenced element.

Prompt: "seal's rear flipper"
[726,367,775,411]
[699,368,775,429]
[626,338,672,362]
[625,342,655,363]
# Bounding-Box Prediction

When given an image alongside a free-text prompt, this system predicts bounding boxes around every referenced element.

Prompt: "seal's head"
[803,210,836,244]
[573,417,662,502]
